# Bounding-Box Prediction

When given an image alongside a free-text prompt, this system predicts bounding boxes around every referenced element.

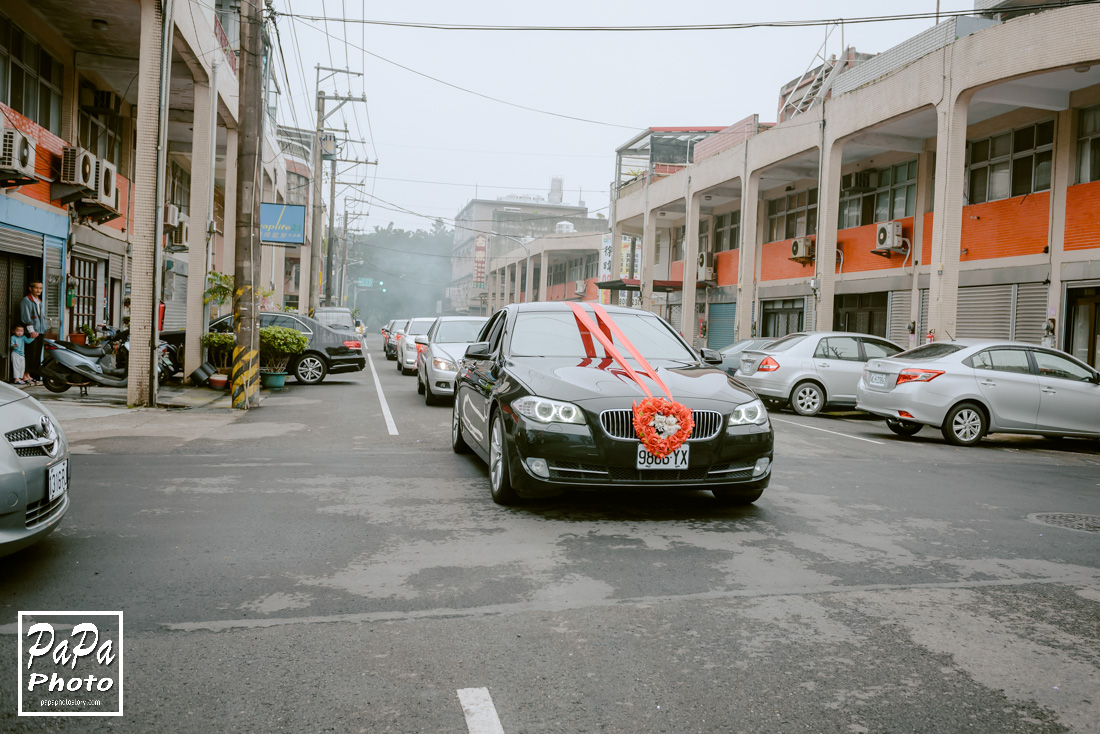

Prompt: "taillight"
[895,368,944,386]
[757,356,780,372]
[343,340,361,349]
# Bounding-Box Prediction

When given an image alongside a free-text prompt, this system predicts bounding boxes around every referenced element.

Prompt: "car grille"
[599,409,724,442]
[6,426,50,457]
[707,463,756,481]
[608,467,711,482]
[548,461,609,480]
[26,493,66,528]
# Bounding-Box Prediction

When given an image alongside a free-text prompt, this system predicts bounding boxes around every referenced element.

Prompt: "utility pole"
[325,156,337,305]
[309,65,366,311]
[339,209,349,304]
[232,0,263,409]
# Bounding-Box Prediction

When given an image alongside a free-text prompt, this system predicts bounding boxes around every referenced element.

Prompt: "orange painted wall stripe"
[835,217,916,273]
[1065,180,1100,251]
[715,249,739,286]
[761,239,813,281]
[960,192,1049,260]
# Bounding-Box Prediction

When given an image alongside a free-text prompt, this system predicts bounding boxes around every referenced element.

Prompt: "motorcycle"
[40,327,176,393]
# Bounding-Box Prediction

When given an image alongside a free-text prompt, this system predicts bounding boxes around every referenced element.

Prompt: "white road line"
[366,353,398,436]
[772,417,885,445]
[457,688,506,734]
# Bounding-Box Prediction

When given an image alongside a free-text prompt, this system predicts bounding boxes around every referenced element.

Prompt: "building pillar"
[736,172,761,340]
[909,150,936,349]
[680,183,700,339]
[640,211,659,311]
[540,250,549,302]
[1047,108,1076,348]
[814,139,844,330]
[927,92,971,339]
[185,81,214,376]
[610,220,624,292]
[221,128,239,279]
[127,0,165,406]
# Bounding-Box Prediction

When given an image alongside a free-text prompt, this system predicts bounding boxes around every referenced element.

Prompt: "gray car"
[735,331,904,416]
[0,383,70,557]
[416,316,488,404]
[719,339,774,377]
[398,318,438,375]
[856,340,1100,445]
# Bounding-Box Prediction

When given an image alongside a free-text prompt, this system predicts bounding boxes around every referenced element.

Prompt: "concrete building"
[610,1,1100,371]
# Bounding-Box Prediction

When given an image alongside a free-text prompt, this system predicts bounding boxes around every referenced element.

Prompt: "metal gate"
[0,253,33,381]
[1012,283,1047,343]
[957,284,1013,339]
[708,302,737,349]
[888,290,913,344]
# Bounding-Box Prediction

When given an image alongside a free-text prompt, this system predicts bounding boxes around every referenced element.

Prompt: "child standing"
[10,325,34,386]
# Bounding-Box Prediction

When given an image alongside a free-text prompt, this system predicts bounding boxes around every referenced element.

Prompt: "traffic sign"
[357,278,373,287]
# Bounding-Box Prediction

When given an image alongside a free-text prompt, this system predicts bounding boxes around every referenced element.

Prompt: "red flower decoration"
[633,398,695,459]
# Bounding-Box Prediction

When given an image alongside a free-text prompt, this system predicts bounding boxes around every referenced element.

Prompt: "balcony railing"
[214,14,238,76]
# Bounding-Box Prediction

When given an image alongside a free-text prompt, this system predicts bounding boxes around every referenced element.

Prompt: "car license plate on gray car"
[636,445,689,469]
[868,372,887,387]
[48,460,68,502]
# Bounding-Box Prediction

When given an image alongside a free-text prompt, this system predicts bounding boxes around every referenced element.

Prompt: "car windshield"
[406,318,435,336]
[392,319,409,332]
[510,312,696,361]
[314,310,354,329]
[761,334,806,352]
[897,343,965,360]
[435,320,485,343]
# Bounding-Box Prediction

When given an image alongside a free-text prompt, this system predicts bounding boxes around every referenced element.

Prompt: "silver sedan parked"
[0,383,70,557]
[735,331,904,415]
[415,316,488,404]
[856,339,1100,445]
[718,338,774,377]
[398,318,438,375]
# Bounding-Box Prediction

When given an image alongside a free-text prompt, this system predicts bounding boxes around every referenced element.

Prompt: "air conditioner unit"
[1,127,36,178]
[843,170,877,194]
[574,279,587,296]
[172,216,190,246]
[876,221,904,251]
[697,252,714,281]
[164,203,180,228]
[791,237,815,260]
[61,147,96,191]
[96,159,118,208]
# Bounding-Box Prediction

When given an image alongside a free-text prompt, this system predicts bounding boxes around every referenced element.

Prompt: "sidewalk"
[20,381,266,413]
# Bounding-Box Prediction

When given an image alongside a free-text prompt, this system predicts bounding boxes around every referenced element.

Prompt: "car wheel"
[417,373,426,394]
[885,419,923,437]
[489,412,519,505]
[424,380,440,406]
[790,381,825,416]
[42,374,71,393]
[941,402,987,446]
[401,365,415,376]
[451,398,471,454]
[293,354,328,384]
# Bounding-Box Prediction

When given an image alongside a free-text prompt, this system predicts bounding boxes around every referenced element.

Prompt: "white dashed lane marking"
[457,688,506,734]
[772,417,885,445]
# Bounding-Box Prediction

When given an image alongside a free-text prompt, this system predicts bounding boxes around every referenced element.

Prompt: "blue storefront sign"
[259,203,306,245]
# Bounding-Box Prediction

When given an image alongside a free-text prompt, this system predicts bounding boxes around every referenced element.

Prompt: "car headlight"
[512,396,585,425]
[432,357,457,372]
[728,399,768,429]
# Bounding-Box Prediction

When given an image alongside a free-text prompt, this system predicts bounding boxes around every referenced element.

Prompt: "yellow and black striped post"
[231,343,259,408]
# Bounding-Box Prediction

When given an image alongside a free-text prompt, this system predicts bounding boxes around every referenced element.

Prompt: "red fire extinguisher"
[158,301,166,331]
[925,328,935,345]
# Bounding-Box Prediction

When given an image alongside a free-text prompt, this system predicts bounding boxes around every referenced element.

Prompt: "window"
[78,81,121,167]
[766,188,817,242]
[509,312,695,361]
[671,226,685,262]
[0,15,63,134]
[69,257,97,331]
[1078,105,1100,184]
[971,348,1031,374]
[813,336,861,361]
[698,218,709,253]
[1033,350,1093,381]
[862,339,902,359]
[286,171,309,207]
[169,162,191,214]
[967,120,1054,204]
[714,211,741,251]
[584,253,598,279]
[838,160,918,229]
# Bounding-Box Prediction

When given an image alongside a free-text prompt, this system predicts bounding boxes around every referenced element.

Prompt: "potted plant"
[258,326,307,389]
[81,324,101,346]
[201,332,235,388]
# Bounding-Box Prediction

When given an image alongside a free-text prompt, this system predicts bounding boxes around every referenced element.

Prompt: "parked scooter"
[40,328,175,393]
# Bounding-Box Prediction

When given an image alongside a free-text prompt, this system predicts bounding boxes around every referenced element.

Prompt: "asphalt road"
[2,342,1099,733]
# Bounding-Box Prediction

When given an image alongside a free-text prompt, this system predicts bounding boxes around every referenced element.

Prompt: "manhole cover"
[1028,513,1100,533]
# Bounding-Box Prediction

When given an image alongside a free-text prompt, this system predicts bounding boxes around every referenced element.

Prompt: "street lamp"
[494,233,534,306]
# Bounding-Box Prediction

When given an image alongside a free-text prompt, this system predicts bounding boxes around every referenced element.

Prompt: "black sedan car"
[202,311,365,384]
[451,303,774,505]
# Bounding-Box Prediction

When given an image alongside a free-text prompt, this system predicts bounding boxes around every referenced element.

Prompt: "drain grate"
[1028,513,1100,533]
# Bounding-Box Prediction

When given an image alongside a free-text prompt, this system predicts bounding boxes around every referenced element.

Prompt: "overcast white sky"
[273,1,976,234]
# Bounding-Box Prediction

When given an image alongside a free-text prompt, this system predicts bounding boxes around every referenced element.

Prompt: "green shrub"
[258,326,307,373]
[201,332,236,369]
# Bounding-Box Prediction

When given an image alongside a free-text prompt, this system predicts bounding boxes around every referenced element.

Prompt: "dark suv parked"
[164,312,364,384]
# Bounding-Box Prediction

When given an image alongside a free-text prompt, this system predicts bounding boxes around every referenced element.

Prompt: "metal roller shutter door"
[0,225,44,258]
[957,285,1012,339]
[919,289,928,336]
[708,302,737,349]
[1012,283,1047,343]
[804,296,815,332]
[162,270,188,331]
[888,290,912,344]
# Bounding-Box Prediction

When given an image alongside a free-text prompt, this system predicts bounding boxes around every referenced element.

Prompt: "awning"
[595,278,712,293]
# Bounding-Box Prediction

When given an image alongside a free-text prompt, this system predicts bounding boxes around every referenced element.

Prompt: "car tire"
[401,365,415,376]
[293,353,328,384]
[424,380,440,406]
[417,373,426,394]
[941,402,987,446]
[790,381,825,416]
[451,398,471,454]
[42,374,71,393]
[885,419,923,437]
[489,412,519,505]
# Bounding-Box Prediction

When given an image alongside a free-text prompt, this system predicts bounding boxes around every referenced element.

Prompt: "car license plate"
[636,444,689,469]
[48,460,68,502]
[868,372,887,387]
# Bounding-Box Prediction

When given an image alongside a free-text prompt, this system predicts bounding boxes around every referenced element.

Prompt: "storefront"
[1066,284,1100,369]
[760,298,805,338]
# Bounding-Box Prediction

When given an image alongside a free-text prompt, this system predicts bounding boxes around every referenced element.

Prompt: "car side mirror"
[414,335,428,345]
[465,342,491,360]
[700,348,723,365]
[355,320,363,327]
